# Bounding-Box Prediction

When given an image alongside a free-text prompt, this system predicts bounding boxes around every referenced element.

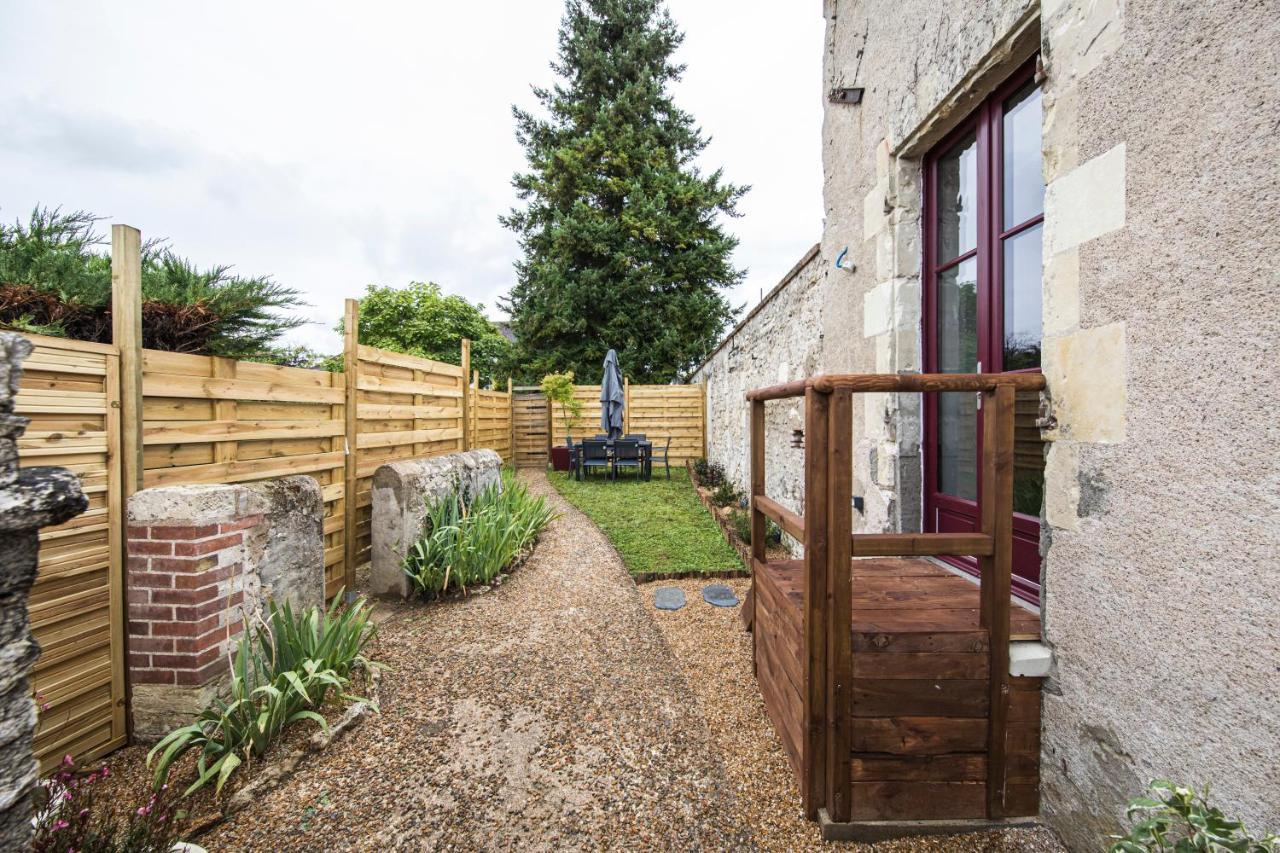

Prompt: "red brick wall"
[126,514,263,687]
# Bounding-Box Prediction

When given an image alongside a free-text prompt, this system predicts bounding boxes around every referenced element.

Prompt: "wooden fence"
[546,381,706,465]
[16,334,127,773]
[9,228,705,773]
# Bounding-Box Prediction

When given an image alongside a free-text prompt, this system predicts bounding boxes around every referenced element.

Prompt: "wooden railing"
[746,371,1046,823]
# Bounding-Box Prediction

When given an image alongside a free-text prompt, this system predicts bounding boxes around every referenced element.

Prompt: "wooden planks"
[141,348,350,599]
[350,343,466,574]
[513,391,549,467]
[544,383,705,464]
[16,336,127,774]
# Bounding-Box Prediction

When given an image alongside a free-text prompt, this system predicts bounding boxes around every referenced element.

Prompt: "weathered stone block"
[370,449,503,599]
[245,476,324,611]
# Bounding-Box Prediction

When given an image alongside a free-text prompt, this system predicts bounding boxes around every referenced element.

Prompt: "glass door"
[924,61,1045,604]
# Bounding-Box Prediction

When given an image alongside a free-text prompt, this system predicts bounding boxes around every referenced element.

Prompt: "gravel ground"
[647,577,1066,853]
[201,469,748,851]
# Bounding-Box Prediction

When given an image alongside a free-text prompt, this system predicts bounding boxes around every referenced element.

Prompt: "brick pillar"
[126,484,265,741]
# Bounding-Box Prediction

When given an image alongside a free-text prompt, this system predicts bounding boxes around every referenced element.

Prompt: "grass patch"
[549,467,742,576]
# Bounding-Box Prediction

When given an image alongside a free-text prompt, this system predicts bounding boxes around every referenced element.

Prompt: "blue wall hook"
[834,246,855,272]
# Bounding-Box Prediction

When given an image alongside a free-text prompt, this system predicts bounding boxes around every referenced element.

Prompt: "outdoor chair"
[566,436,580,479]
[612,438,643,480]
[649,435,673,479]
[624,433,646,441]
[579,439,612,480]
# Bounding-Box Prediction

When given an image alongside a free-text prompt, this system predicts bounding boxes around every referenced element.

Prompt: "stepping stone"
[653,587,686,611]
[702,583,739,608]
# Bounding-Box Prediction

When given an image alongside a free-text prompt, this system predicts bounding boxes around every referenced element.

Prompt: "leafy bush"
[33,757,187,853]
[729,509,782,548]
[710,479,742,508]
[148,592,375,797]
[692,458,726,489]
[1109,780,1277,853]
[541,371,584,436]
[402,470,556,597]
[1,206,306,359]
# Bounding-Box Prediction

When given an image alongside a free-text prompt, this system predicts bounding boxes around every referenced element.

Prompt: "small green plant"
[402,470,556,597]
[540,371,584,437]
[729,509,782,548]
[33,756,188,853]
[692,458,726,488]
[711,479,742,508]
[1109,780,1277,853]
[148,592,375,797]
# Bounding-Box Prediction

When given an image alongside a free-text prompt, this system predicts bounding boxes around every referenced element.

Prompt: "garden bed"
[547,467,744,578]
[686,460,790,567]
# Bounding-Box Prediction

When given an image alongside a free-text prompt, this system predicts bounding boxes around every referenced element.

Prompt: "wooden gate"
[512,390,549,467]
[15,333,127,772]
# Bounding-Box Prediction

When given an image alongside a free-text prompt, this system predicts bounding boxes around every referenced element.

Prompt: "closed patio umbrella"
[600,350,625,440]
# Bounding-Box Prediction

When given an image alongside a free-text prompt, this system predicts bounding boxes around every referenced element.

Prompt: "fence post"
[342,298,359,594]
[623,377,630,434]
[460,338,471,451]
[824,388,853,822]
[801,387,830,820]
[471,370,480,451]
[110,225,143,499]
[507,377,514,464]
[700,377,709,460]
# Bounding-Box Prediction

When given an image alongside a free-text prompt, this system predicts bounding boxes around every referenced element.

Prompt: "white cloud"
[0,1,823,354]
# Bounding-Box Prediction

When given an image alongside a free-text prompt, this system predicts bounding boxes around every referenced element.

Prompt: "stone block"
[245,476,324,612]
[370,449,503,599]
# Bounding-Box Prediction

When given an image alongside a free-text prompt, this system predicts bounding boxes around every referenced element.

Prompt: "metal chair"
[612,438,643,480]
[566,436,580,480]
[624,433,646,441]
[579,439,612,480]
[649,435,673,479]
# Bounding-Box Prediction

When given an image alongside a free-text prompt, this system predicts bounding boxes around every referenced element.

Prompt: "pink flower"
[62,790,73,801]
[100,766,109,777]
[136,805,150,816]
[52,819,68,831]
[79,809,89,818]
[62,755,74,766]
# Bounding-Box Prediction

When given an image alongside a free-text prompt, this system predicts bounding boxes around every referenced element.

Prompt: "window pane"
[936,130,978,263]
[1014,388,1045,516]
[1002,81,1043,229]
[1002,223,1042,370]
[936,257,977,500]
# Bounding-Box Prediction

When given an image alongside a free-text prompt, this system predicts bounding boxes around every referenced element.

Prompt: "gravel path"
[203,469,748,851]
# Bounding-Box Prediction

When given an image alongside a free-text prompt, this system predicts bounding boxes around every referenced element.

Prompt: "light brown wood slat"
[852,532,994,557]
[755,495,805,541]
[144,373,344,404]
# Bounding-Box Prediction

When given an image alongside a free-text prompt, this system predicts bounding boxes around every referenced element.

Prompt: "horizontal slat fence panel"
[549,385,604,447]
[351,344,465,570]
[513,392,549,467]
[545,383,705,464]
[15,333,127,774]
[627,384,705,463]
[140,349,350,599]
[470,386,512,462]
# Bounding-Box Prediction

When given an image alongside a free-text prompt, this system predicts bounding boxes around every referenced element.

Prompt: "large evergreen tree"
[501,0,746,384]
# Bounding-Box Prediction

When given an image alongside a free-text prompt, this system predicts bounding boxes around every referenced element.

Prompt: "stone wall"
[691,245,824,533]
[126,475,325,740]
[802,0,1279,846]
[369,449,504,599]
[0,333,87,849]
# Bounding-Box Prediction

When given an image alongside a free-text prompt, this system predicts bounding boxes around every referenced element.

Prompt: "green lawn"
[548,467,742,576]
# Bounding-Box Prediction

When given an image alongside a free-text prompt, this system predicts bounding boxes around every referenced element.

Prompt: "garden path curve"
[204,469,748,851]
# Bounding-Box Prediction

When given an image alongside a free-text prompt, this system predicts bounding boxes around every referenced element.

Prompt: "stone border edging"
[686,461,755,570]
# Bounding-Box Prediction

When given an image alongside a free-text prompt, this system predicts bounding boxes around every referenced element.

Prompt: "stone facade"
[369,449,504,598]
[691,245,824,535]
[125,476,326,740]
[696,1,1277,847]
[0,333,87,849]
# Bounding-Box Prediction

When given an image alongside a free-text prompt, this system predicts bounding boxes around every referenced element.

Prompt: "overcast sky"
[0,1,824,354]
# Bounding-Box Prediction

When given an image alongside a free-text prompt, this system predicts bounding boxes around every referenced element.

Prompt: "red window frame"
[921,58,1043,605]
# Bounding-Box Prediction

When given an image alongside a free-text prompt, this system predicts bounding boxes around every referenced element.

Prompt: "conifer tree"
[501,0,746,383]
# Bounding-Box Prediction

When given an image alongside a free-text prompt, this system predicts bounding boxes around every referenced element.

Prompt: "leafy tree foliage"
[345,281,512,385]
[0,206,306,358]
[501,0,746,383]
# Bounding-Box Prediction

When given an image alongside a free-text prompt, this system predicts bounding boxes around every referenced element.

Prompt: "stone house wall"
[697,0,1277,847]
[691,245,824,532]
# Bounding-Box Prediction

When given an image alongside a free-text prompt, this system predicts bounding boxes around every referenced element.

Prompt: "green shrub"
[401,470,556,597]
[1109,780,1277,853]
[710,479,742,508]
[728,509,782,548]
[692,458,726,489]
[147,591,375,797]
